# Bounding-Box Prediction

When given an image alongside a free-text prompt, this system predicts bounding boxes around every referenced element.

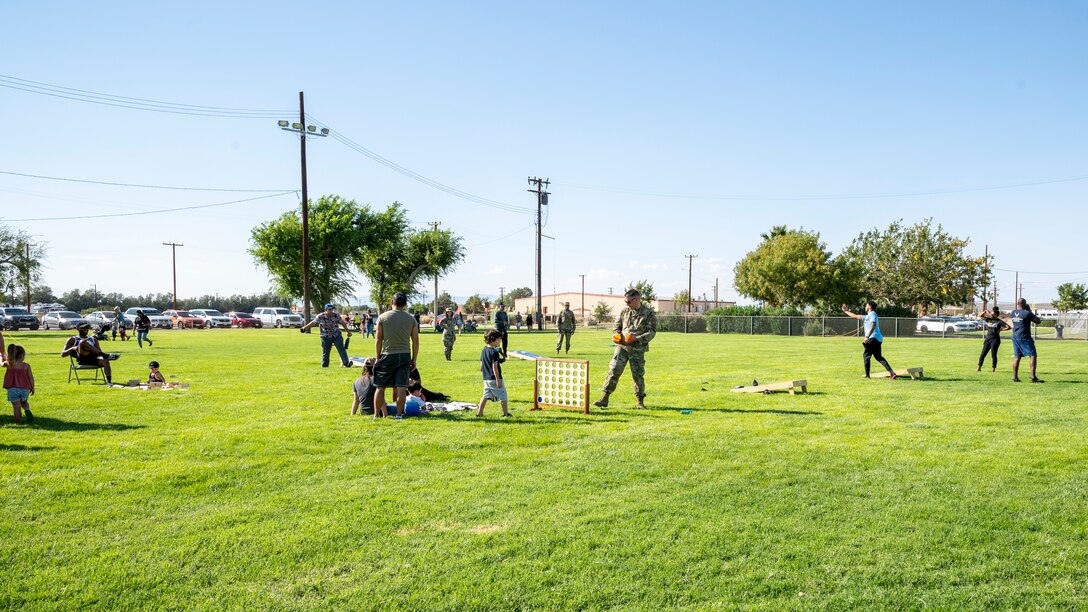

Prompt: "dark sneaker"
[1012,378,1021,382]
[1030,377,1045,383]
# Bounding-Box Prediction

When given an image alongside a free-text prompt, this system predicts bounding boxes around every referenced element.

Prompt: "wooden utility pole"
[163,242,184,310]
[527,177,550,330]
[579,274,586,325]
[685,254,698,312]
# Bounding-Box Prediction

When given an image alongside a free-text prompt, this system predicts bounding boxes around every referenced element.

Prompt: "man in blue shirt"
[1010,298,1043,383]
[842,302,898,379]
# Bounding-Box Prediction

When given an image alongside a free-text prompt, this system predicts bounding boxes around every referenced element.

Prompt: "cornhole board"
[508,350,544,361]
[731,380,808,395]
[872,367,924,380]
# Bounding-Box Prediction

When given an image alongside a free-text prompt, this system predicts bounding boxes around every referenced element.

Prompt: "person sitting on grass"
[350,357,376,416]
[402,380,433,417]
[477,329,511,418]
[61,323,114,386]
[147,361,166,385]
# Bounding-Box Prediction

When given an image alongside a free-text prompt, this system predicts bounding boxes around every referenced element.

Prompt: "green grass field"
[2,327,1086,610]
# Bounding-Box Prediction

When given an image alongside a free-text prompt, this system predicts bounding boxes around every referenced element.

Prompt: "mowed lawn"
[2,326,1086,610]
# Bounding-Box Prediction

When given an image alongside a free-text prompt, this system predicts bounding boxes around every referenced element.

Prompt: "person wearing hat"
[492,302,510,358]
[300,303,353,368]
[439,305,460,361]
[556,301,576,355]
[594,288,657,409]
[374,292,420,418]
[147,361,166,385]
[61,322,115,386]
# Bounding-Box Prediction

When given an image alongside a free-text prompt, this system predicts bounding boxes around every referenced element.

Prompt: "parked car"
[41,310,92,331]
[123,307,173,330]
[225,311,262,328]
[162,309,207,329]
[916,316,975,333]
[253,306,304,328]
[189,308,233,328]
[85,311,116,325]
[0,307,40,330]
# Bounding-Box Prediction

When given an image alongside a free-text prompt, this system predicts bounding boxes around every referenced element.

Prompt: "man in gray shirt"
[373,292,420,418]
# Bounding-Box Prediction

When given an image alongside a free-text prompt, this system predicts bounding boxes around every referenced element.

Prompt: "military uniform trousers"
[442,332,456,359]
[556,330,573,352]
[601,346,646,399]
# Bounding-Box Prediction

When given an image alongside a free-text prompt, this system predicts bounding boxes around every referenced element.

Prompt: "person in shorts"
[1010,297,1043,383]
[373,292,419,418]
[476,329,511,418]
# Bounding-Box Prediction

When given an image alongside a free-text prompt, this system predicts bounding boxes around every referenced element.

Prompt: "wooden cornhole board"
[872,367,924,380]
[731,379,808,395]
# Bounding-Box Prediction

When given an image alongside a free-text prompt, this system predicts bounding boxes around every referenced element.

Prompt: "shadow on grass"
[0,444,54,451]
[427,411,631,424]
[24,417,145,432]
[649,404,823,416]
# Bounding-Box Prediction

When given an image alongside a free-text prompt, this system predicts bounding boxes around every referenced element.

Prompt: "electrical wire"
[558,173,1088,202]
[305,115,535,215]
[0,170,293,193]
[993,267,1088,275]
[2,191,296,222]
[0,74,291,118]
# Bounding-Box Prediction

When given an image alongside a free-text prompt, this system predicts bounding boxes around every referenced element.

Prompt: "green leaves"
[733,227,857,310]
[843,219,991,314]
[249,196,464,311]
[1052,283,1088,312]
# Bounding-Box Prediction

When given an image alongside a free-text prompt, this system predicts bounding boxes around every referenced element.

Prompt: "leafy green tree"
[733,227,859,310]
[842,219,991,315]
[249,195,391,309]
[626,280,656,301]
[506,287,533,300]
[0,223,46,305]
[592,300,614,323]
[357,205,464,310]
[434,291,457,313]
[1052,283,1088,312]
[672,289,691,312]
[464,294,485,314]
[30,284,56,304]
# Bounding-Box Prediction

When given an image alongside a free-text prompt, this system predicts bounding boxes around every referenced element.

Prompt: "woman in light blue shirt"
[842,302,897,379]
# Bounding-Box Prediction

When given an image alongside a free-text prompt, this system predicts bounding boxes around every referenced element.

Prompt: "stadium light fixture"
[278,120,289,127]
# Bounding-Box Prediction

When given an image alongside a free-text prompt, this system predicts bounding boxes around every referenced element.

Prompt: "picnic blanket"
[507,350,544,361]
[428,402,476,412]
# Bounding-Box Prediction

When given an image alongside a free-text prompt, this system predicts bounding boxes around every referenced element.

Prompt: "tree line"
[733,220,992,315]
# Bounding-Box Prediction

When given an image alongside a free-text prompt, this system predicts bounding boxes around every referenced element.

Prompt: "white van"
[253,307,304,328]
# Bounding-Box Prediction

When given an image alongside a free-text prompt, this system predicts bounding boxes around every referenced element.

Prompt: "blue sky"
[2,1,1086,307]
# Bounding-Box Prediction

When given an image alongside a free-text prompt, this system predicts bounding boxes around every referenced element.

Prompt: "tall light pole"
[428,221,441,319]
[163,242,183,310]
[527,177,550,330]
[278,92,329,323]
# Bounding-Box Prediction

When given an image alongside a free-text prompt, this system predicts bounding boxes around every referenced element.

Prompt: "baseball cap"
[76,322,91,330]
[323,303,334,310]
[148,361,160,368]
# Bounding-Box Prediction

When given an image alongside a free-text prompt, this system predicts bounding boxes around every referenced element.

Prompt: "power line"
[305,115,535,215]
[0,170,293,192]
[558,173,1088,202]
[0,73,291,118]
[993,267,1088,275]
[3,191,296,222]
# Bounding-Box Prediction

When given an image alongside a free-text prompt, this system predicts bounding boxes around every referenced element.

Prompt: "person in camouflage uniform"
[595,288,657,409]
[440,307,459,361]
[555,301,576,354]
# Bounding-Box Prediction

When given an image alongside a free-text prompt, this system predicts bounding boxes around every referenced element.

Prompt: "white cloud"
[487,265,507,274]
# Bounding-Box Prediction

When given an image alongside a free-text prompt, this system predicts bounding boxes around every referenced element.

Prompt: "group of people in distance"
[842,297,1044,383]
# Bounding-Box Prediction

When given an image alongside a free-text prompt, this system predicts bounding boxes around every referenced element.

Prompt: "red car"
[163,309,206,329]
[225,311,262,328]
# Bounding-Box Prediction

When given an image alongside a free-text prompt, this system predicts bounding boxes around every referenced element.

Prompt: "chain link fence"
[655,314,1088,340]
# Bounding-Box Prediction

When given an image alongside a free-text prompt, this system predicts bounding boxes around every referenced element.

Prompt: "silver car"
[41,310,92,331]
